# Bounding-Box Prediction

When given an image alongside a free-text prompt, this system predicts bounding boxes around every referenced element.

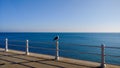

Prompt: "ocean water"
[0,32,120,65]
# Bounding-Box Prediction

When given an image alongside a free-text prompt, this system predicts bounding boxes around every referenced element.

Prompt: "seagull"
[53,36,59,41]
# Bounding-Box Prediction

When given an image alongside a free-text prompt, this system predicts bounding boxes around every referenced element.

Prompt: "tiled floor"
[0,51,119,68]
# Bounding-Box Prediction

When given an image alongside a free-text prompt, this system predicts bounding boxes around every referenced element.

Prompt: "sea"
[0,32,120,65]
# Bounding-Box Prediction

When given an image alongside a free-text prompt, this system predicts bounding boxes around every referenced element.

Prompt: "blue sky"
[0,0,120,32]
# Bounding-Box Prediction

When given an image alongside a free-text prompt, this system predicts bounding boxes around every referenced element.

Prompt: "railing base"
[100,64,106,68]
[55,57,59,61]
[5,50,8,52]
[26,53,29,55]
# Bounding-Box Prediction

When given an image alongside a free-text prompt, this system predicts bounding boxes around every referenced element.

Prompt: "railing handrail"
[9,40,25,42]
[9,44,26,48]
[1,39,120,49]
[7,43,120,58]
[105,46,120,49]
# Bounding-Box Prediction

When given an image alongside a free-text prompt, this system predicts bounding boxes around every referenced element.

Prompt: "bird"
[53,36,59,41]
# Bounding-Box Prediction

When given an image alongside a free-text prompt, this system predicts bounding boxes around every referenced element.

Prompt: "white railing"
[5,38,8,52]
[0,38,120,68]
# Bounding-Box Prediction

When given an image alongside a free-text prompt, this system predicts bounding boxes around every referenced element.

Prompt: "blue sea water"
[0,32,120,65]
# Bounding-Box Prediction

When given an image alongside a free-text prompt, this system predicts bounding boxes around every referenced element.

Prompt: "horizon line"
[0,31,120,33]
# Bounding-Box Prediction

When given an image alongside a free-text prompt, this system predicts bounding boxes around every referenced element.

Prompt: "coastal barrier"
[0,38,120,68]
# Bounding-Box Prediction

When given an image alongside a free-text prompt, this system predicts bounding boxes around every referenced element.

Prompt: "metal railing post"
[26,40,29,55]
[101,44,106,68]
[55,39,59,60]
[5,38,8,52]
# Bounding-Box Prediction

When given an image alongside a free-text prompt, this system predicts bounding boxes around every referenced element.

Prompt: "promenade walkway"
[0,49,119,68]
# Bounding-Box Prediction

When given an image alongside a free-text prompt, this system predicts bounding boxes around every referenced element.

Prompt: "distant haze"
[0,0,120,32]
